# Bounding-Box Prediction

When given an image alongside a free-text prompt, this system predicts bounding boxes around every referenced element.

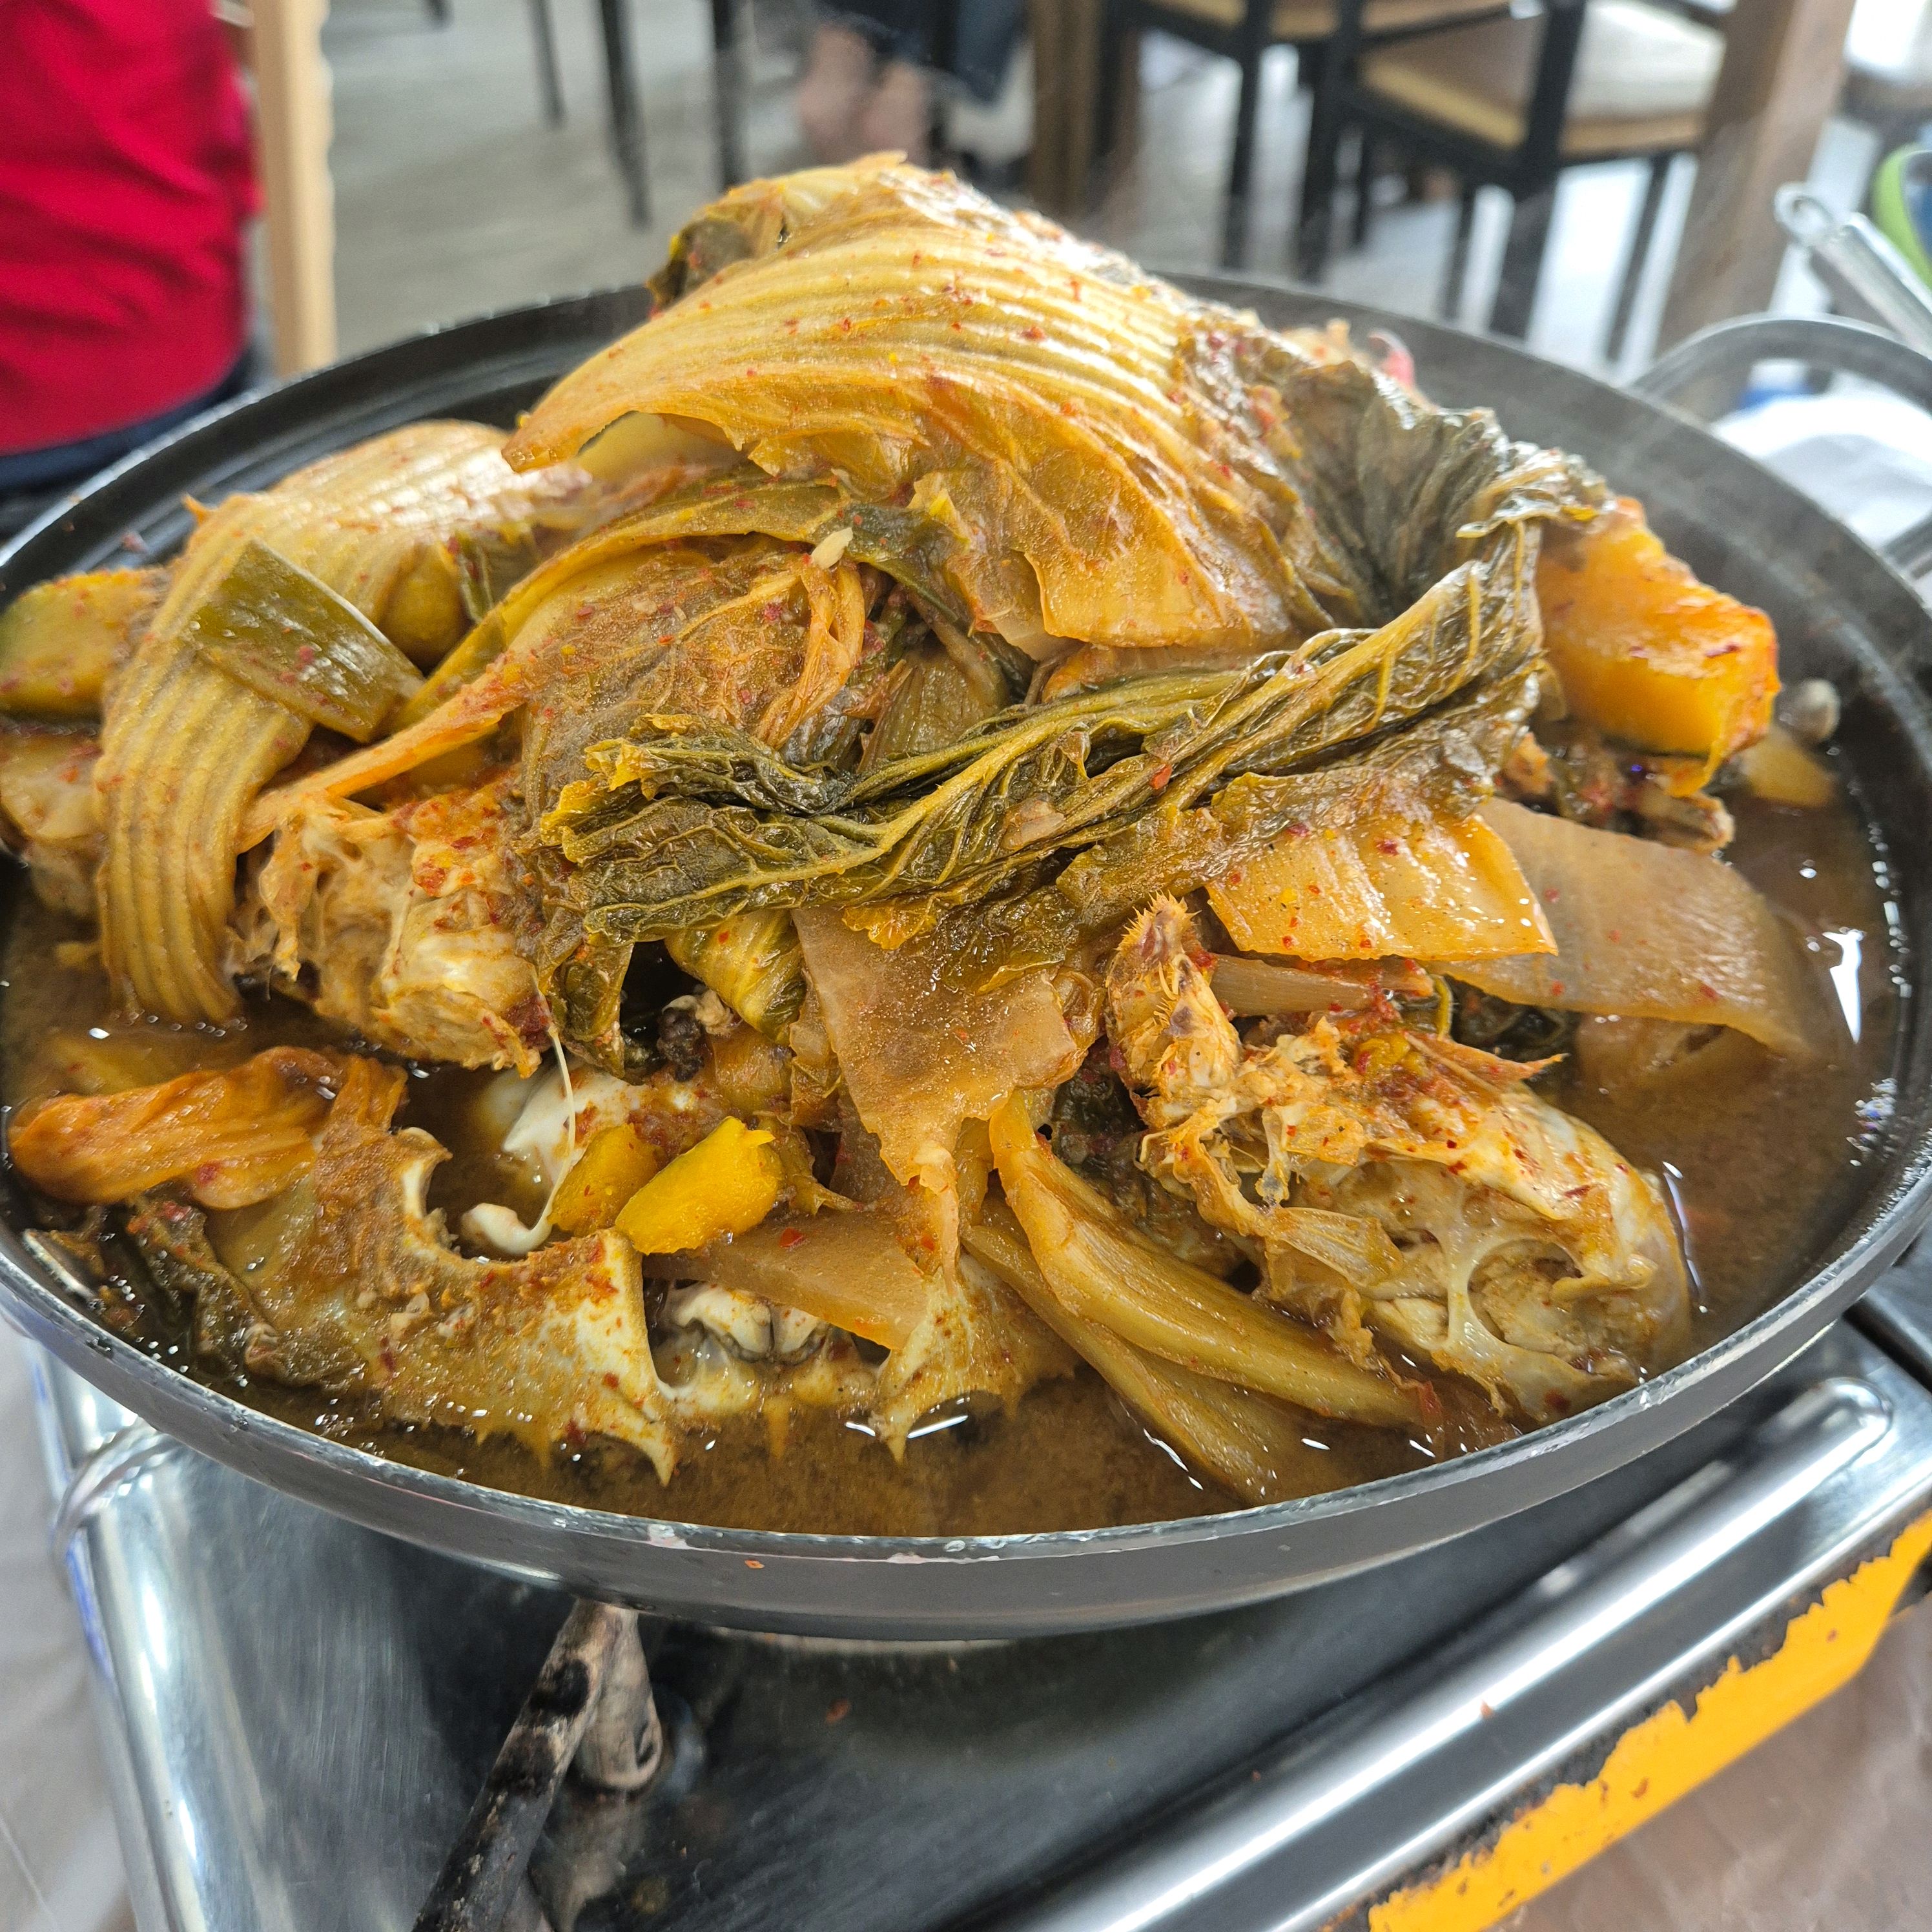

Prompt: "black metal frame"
[1297,0,1691,345]
[1093,0,1518,272]
[1095,0,1327,269]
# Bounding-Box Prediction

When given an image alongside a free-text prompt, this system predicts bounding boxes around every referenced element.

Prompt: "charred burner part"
[413,1601,666,1932]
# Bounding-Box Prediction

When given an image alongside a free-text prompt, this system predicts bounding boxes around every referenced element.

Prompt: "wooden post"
[249,0,338,375]
[1029,0,1133,216]
[1656,0,1859,349]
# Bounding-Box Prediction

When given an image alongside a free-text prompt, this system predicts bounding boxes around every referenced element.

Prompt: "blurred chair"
[1297,0,1724,347]
[521,0,748,226]
[1093,0,1512,267]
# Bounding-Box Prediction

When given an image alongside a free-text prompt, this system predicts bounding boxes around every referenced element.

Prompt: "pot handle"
[1633,314,1932,573]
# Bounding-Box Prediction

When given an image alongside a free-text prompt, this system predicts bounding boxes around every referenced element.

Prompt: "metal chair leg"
[1295,44,1342,282]
[711,0,745,190]
[1094,0,1129,174]
[597,0,649,229]
[529,0,564,127]
[1488,183,1556,338]
[1440,180,1477,321]
[1351,132,1377,247]
[1605,153,1672,365]
[1222,45,1268,269]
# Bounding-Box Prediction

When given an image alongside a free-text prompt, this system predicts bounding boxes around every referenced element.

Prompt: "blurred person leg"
[801,3,941,163]
[860,54,938,163]
[798,15,884,162]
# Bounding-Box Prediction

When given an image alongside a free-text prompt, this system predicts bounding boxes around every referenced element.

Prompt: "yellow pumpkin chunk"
[1208,787,1554,962]
[614,1116,782,1253]
[0,569,162,720]
[1536,497,1777,768]
[550,1122,661,1235]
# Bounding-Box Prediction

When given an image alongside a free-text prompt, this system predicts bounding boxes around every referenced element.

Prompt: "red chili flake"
[825,1698,852,1724]
[1023,324,1045,342]
[1550,979,1566,996]
[745,1558,765,1570]
[1698,980,1718,1002]
[603,1372,619,1389]
[1543,887,1561,903]
[1149,760,1173,792]
[1375,838,1399,855]
[779,1228,807,1250]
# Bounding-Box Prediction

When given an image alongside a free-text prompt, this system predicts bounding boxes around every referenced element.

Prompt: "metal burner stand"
[23,1251,1932,1932]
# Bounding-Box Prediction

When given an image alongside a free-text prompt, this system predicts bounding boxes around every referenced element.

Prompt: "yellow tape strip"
[1370,1507,1932,1932]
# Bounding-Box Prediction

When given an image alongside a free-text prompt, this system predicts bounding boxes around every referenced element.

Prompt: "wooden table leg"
[1656,0,1860,348]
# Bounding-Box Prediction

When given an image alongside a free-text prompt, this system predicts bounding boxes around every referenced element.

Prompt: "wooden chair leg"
[1351,131,1377,247]
[711,0,745,189]
[1440,180,1477,321]
[529,0,564,127]
[1488,183,1556,338]
[1605,153,1672,365]
[1222,45,1268,269]
[1295,44,1344,281]
[596,0,650,228]
[252,0,336,375]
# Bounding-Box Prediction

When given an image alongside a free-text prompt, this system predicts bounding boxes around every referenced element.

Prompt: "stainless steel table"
[23,1251,1932,1932]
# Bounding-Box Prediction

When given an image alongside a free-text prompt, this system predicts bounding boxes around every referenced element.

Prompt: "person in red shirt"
[0,0,258,534]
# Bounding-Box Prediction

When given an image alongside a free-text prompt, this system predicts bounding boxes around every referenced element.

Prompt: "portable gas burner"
[23,1246,1932,1932]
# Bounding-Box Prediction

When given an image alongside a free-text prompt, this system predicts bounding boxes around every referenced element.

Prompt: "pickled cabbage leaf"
[1206,771,1554,962]
[535,519,1550,954]
[794,907,1080,1186]
[506,159,1598,655]
[1450,799,1823,1056]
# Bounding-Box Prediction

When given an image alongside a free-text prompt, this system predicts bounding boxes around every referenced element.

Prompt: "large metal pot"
[5,283,1931,1638]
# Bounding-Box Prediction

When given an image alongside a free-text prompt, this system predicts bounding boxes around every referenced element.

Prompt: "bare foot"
[796,23,878,165]
[858,59,934,167]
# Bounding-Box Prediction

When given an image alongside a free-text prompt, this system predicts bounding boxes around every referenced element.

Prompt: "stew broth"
[0,773,1898,1534]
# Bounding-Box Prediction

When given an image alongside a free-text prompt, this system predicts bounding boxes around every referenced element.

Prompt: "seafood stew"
[0,160,1898,1536]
